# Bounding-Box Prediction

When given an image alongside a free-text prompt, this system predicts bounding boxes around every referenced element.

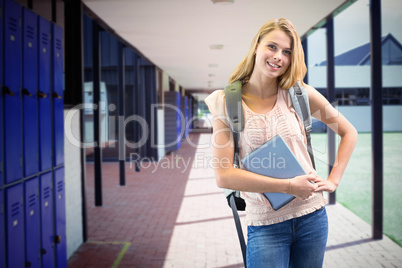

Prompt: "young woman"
[204,18,358,267]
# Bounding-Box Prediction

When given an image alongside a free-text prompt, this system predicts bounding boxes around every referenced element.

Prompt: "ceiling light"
[209,44,224,50]
[211,0,234,4]
[208,74,215,77]
[208,64,218,68]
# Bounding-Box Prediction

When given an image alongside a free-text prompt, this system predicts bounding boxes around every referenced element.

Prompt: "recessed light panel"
[211,0,234,4]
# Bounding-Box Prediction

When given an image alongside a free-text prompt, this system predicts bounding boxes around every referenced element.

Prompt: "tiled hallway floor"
[68,133,402,268]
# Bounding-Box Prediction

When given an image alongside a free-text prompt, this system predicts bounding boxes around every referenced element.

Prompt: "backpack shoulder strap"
[288,81,316,169]
[288,81,312,132]
[224,80,244,134]
[224,80,244,170]
[223,81,248,267]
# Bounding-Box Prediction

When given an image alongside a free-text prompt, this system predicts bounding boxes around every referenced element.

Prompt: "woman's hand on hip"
[313,175,338,193]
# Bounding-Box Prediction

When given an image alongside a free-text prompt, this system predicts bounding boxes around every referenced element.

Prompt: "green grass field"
[311,132,402,247]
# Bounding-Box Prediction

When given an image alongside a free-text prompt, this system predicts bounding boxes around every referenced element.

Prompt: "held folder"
[240,134,306,210]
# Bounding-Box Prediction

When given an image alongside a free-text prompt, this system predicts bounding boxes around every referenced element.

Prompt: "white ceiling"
[82,0,350,92]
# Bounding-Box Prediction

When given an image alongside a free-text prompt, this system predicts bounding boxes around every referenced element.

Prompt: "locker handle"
[25,261,32,267]
[41,248,47,255]
[55,235,62,244]
[52,92,62,99]
[22,88,33,97]
[37,91,47,98]
[3,86,15,96]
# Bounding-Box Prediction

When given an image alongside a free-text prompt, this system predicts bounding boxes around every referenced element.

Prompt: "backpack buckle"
[293,84,303,96]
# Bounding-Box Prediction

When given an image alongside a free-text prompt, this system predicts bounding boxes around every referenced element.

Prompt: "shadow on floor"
[68,134,201,268]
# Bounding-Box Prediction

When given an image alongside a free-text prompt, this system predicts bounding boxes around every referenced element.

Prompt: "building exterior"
[309,33,402,132]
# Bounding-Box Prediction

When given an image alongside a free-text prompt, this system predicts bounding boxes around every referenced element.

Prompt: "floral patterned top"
[205,87,326,226]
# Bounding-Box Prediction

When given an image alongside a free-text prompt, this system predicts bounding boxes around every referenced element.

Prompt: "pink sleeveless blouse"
[205,87,326,226]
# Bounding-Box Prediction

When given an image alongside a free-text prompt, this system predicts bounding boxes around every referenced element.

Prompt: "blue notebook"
[241,134,306,210]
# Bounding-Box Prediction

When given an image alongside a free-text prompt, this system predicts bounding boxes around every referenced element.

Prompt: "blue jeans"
[247,207,328,268]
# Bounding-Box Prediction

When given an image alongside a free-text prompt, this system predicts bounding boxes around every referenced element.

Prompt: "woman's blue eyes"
[267,44,291,55]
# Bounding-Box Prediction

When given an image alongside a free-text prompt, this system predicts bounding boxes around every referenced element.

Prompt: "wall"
[162,71,170,92]
[157,109,166,160]
[64,108,83,258]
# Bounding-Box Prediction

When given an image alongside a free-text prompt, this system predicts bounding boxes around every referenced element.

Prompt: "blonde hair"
[228,18,306,90]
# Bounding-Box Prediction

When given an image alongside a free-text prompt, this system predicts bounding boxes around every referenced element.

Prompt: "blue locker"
[23,8,39,177]
[5,184,24,268]
[52,24,64,166]
[54,167,66,268]
[4,0,22,184]
[38,17,52,171]
[182,97,188,138]
[186,97,189,137]
[0,0,3,186]
[40,172,54,268]
[0,190,4,268]
[25,177,40,268]
[176,92,182,149]
[190,97,194,130]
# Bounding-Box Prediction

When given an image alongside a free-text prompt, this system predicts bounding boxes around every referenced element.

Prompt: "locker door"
[5,184,24,268]
[0,190,4,268]
[38,17,52,171]
[52,24,64,166]
[0,0,3,186]
[4,0,22,184]
[181,97,188,138]
[25,177,40,268]
[176,92,182,149]
[54,168,66,268]
[186,97,189,137]
[23,8,39,177]
[164,91,183,152]
[40,172,54,268]
[188,97,193,130]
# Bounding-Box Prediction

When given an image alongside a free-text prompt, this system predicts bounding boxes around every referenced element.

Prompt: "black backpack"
[223,80,316,267]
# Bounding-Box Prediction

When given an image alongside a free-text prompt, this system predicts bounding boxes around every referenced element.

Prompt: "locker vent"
[28,193,36,208]
[11,202,20,217]
[8,17,18,33]
[44,186,51,199]
[26,26,35,40]
[57,181,63,193]
[41,33,48,46]
[56,39,62,51]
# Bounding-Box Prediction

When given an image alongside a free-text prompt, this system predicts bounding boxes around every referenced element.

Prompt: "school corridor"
[66,133,402,268]
[2,0,402,267]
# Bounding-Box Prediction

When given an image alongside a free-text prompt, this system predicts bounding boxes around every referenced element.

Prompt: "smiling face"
[253,29,292,81]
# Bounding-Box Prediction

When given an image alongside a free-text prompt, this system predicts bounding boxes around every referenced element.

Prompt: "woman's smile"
[267,61,281,70]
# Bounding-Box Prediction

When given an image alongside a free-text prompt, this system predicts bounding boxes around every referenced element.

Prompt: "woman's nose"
[273,51,281,61]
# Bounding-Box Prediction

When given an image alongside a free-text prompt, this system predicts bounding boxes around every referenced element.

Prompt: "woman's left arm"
[304,84,358,193]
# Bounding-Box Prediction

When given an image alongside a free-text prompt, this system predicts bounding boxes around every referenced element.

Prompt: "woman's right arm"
[211,117,317,200]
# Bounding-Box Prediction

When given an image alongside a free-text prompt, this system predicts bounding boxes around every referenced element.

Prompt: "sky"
[307,0,402,66]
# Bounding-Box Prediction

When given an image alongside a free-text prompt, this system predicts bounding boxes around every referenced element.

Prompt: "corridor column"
[92,22,103,207]
[326,19,336,205]
[118,43,126,186]
[64,0,87,241]
[370,0,383,240]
